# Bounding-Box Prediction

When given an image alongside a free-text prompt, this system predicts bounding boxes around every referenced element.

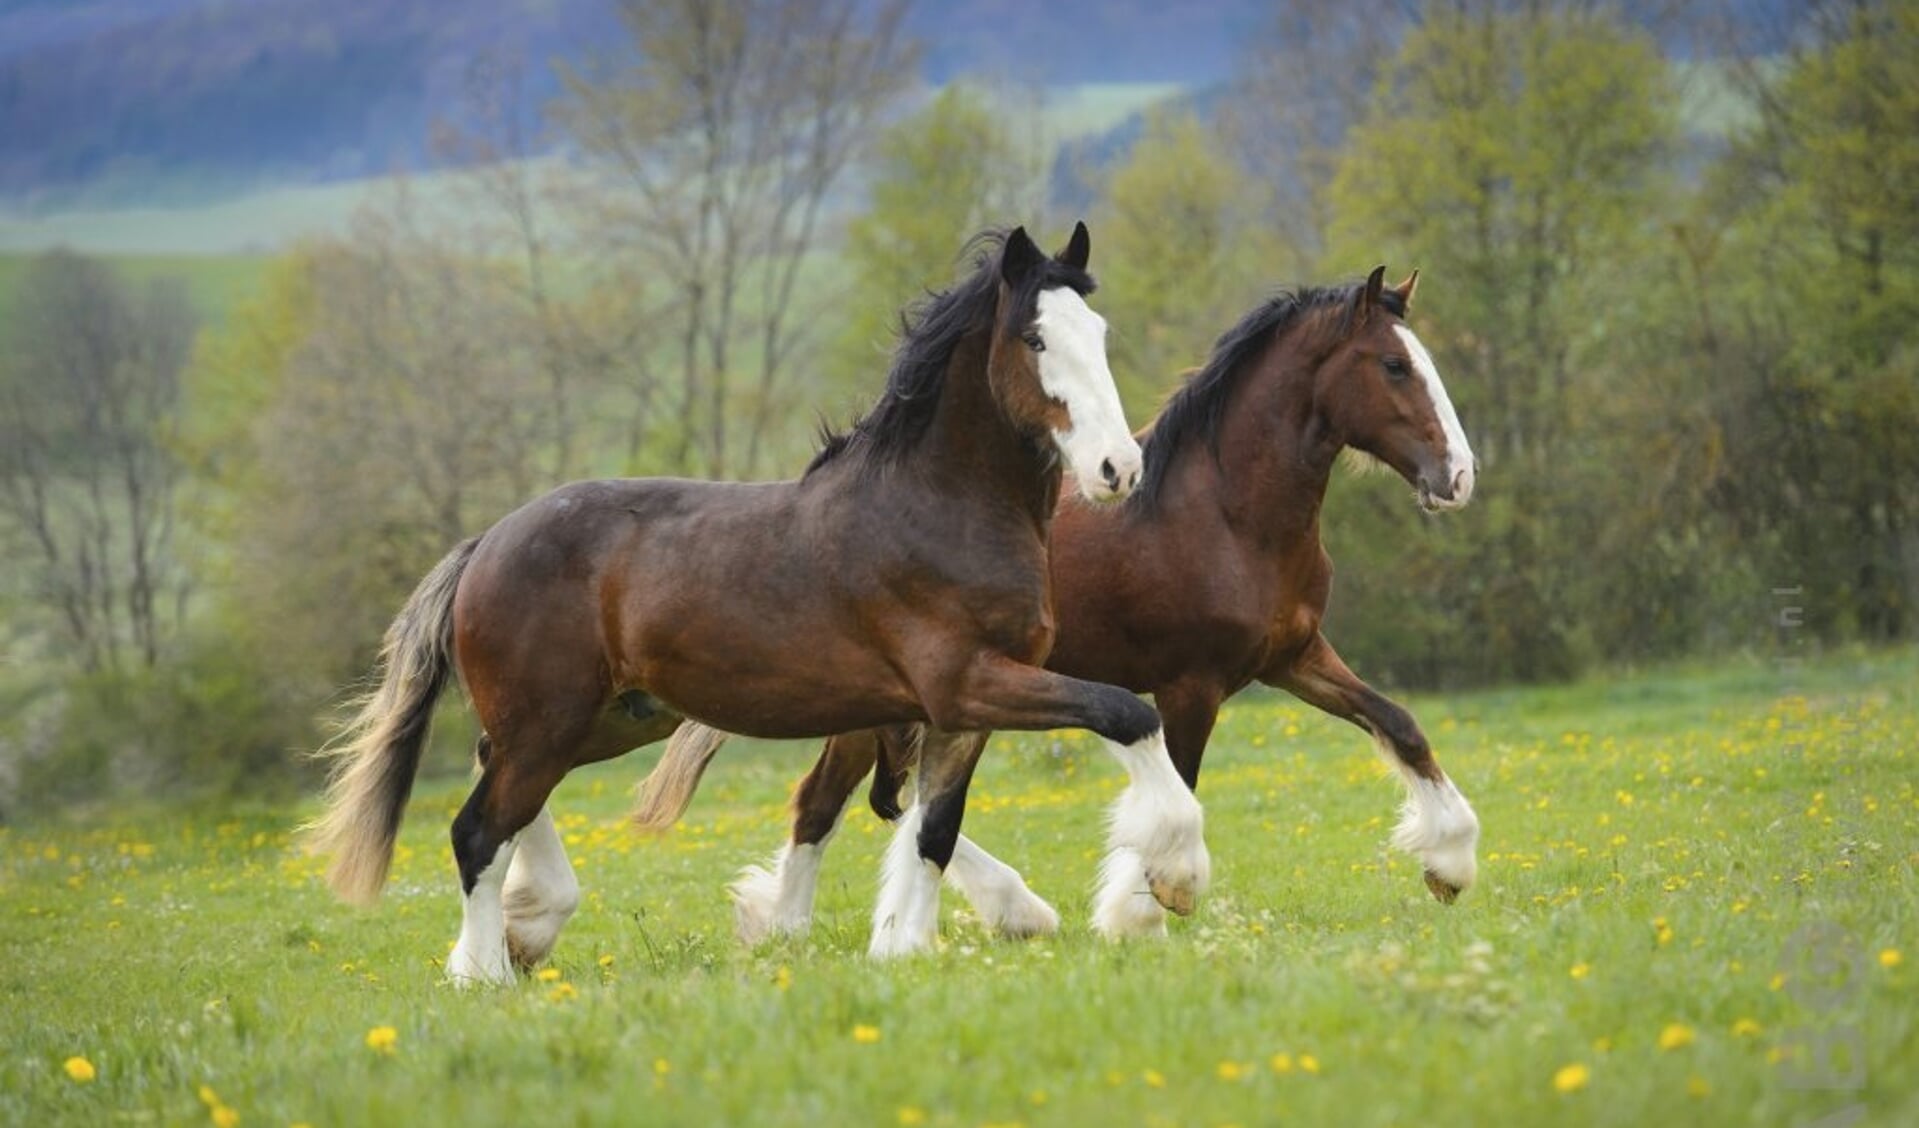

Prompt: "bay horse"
[305,224,1214,981]
[634,267,1480,942]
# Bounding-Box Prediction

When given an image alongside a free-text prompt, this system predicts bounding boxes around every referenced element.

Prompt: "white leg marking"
[732,825,834,946]
[1379,737,1480,895]
[868,805,942,958]
[447,839,518,988]
[1092,846,1169,939]
[501,808,580,969]
[1104,728,1210,915]
[945,833,1059,938]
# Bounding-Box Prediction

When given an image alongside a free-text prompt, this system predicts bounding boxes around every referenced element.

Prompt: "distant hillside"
[0,0,612,208]
[0,0,1260,210]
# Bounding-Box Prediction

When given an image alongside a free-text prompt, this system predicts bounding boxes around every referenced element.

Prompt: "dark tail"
[631,721,733,830]
[302,538,479,905]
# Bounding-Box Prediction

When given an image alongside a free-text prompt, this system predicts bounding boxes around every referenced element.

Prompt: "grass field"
[3,650,1914,1126]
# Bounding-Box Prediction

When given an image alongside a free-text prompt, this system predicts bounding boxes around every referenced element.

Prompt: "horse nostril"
[1127,469,1140,490]
[1099,458,1120,490]
[1452,468,1469,494]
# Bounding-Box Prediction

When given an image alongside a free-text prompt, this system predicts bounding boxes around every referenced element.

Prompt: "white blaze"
[1393,323,1475,507]
[1034,287,1142,502]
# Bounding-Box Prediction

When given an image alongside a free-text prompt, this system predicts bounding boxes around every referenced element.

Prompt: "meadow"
[2,649,1914,1126]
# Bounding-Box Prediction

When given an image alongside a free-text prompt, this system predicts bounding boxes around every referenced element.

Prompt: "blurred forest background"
[0,0,1913,814]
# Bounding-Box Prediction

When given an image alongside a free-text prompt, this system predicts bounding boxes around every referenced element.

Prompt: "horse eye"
[1022,331,1045,353]
[1383,357,1409,381]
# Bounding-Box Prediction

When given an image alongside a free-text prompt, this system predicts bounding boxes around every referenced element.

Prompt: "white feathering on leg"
[447,842,518,988]
[1376,733,1480,892]
[869,805,942,958]
[945,834,1059,938]
[1104,728,1210,910]
[732,821,836,945]
[1092,846,1169,939]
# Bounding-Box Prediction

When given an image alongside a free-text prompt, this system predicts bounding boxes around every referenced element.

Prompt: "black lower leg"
[1077,683,1160,746]
[450,769,505,895]
[1356,690,1440,782]
[915,734,986,871]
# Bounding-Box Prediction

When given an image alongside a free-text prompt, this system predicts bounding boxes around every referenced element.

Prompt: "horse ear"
[1058,220,1091,270]
[1354,264,1388,326]
[1390,268,1420,311]
[1001,226,1045,287]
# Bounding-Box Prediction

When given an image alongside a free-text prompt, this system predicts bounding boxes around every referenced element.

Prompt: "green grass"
[3,650,1915,1126]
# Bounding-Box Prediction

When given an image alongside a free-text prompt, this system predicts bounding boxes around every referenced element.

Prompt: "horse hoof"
[1148,878,1196,916]
[1424,869,1462,904]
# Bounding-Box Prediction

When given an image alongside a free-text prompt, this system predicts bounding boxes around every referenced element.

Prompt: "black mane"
[807,229,1096,475]
[1128,281,1406,510]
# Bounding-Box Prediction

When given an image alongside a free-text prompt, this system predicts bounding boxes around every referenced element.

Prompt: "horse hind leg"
[446,763,521,987]
[446,727,584,987]
[733,729,880,944]
[503,807,579,969]
[502,707,680,964]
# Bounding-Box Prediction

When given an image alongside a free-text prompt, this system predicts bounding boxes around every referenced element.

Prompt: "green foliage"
[1095,111,1295,413]
[835,87,1037,398]
[15,645,310,809]
[3,652,1914,1123]
[1321,6,1680,685]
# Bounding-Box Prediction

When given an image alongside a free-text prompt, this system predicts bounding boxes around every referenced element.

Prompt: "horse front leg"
[921,656,1210,926]
[1268,633,1479,903]
[870,730,988,957]
[1093,681,1221,939]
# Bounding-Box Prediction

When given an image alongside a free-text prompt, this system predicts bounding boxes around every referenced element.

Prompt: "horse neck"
[1203,329,1341,550]
[921,331,1061,524]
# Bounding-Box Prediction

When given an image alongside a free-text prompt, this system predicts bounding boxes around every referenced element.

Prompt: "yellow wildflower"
[1553,1063,1590,1094]
[1298,1053,1321,1074]
[853,1024,881,1044]
[1731,1018,1763,1038]
[62,1057,96,1083]
[597,954,615,969]
[1216,1061,1246,1081]
[1659,1024,1696,1051]
[547,982,577,1002]
[365,1026,399,1054]
[1269,1053,1294,1074]
[1687,1076,1711,1098]
[1880,948,1903,969]
[211,1106,240,1128]
[1141,1069,1165,1088]
[535,967,562,982]
[897,1107,926,1125]
[1569,962,1591,980]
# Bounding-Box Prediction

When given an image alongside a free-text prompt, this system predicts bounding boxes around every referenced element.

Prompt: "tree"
[832,85,1042,404]
[1693,0,1919,640]
[1226,0,1415,259]
[555,0,915,477]
[0,249,196,671]
[1095,111,1296,413]
[1320,3,1676,684]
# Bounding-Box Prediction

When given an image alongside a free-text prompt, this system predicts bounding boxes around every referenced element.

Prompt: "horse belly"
[643,646,921,740]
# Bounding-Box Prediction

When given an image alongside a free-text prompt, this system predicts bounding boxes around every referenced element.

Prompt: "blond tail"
[302,538,479,905]
[631,721,733,831]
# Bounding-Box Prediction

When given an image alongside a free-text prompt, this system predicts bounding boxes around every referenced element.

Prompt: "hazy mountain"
[0,0,1264,208]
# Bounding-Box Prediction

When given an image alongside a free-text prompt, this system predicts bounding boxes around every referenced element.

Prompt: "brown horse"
[636,267,1480,942]
[305,225,1215,982]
